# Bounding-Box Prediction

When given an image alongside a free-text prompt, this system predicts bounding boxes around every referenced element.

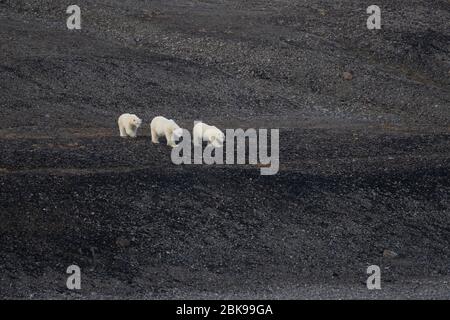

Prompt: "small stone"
[116,237,130,248]
[383,249,398,258]
[343,71,353,80]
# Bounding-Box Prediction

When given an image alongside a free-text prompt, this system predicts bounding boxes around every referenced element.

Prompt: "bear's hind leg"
[151,128,159,143]
[119,124,127,138]
[193,133,203,147]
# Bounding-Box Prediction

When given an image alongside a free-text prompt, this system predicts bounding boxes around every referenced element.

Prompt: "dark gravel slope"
[0,1,449,299]
[1,0,449,127]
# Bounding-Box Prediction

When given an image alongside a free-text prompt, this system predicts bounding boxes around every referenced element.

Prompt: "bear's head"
[130,115,142,128]
[172,127,184,142]
[209,130,225,148]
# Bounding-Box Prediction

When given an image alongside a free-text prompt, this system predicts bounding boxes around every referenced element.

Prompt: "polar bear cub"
[193,122,225,148]
[118,113,142,138]
[150,116,184,148]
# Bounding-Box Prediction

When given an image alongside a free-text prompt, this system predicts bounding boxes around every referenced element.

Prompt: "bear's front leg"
[126,126,137,138]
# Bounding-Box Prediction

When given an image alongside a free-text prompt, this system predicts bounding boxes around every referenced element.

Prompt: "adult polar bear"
[150,116,184,148]
[118,113,142,138]
[193,122,225,148]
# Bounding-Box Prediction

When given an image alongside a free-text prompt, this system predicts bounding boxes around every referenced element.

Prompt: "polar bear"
[193,122,225,148]
[150,116,184,148]
[118,113,142,138]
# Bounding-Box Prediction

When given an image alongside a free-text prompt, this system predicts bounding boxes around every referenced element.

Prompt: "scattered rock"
[116,237,130,248]
[343,71,353,80]
[383,249,398,258]
[318,9,327,16]
[141,9,163,19]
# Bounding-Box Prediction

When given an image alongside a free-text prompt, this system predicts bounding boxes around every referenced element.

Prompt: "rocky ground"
[0,0,449,299]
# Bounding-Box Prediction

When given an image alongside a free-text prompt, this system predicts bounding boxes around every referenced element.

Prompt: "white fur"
[150,116,183,148]
[117,113,142,138]
[193,122,225,148]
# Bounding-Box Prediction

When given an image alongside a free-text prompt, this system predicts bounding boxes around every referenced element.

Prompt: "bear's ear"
[209,135,216,142]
